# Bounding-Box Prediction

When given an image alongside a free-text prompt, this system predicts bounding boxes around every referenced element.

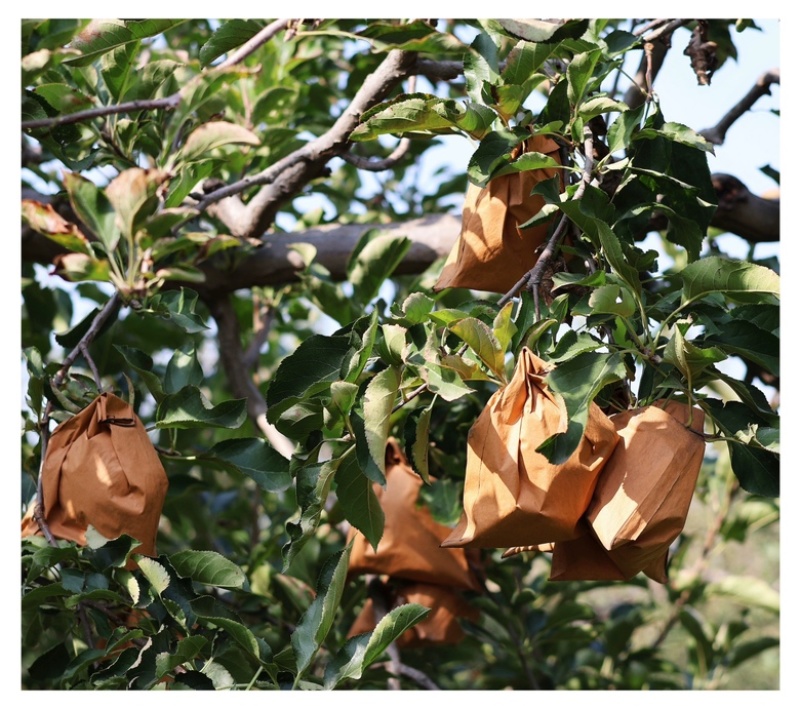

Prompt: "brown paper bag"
[548,401,706,583]
[433,134,563,294]
[21,392,169,557]
[347,439,481,592]
[441,348,620,549]
[347,582,480,647]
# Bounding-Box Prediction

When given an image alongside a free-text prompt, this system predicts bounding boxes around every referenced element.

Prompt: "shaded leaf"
[335,452,384,550]
[361,366,401,477]
[156,386,247,430]
[205,437,291,492]
[169,550,248,589]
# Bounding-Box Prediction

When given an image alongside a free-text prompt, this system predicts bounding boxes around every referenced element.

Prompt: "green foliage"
[21,18,778,691]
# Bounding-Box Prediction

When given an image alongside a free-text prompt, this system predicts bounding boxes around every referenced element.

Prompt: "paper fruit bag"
[21,392,169,558]
[347,439,481,592]
[441,348,620,549]
[433,134,563,294]
[347,582,480,647]
[549,401,706,583]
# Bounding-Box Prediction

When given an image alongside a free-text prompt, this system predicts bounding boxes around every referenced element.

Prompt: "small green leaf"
[542,352,626,463]
[324,603,431,689]
[334,453,384,550]
[135,556,171,594]
[155,636,208,679]
[199,19,264,66]
[362,366,401,477]
[404,399,435,484]
[421,362,475,401]
[292,545,352,681]
[169,550,248,589]
[164,343,204,394]
[105,168,168,240]
[114,345,165,402]
[266,333,353,422]
[205,437,291,492]
[348,233,411,305]
[156,386,247,430]
[177,121,261,165]
[66,19,185,66]
[664,326,727,382]
[448,317,506,381]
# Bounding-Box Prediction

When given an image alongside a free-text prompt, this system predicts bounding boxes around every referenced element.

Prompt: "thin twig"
[700,68,780,145]
[527,125,594,319]
[33,292,122,542]
[373,661,440,690]
[21,94,182,131]
[341,137,413,171]
[217,19,294,69]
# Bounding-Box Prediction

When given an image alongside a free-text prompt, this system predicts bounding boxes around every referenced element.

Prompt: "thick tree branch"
[710,173,779,242]
[700,68,780,145]
[190,49,417,239]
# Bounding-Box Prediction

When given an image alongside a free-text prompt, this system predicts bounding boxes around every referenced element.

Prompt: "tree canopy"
[20,18,779,691]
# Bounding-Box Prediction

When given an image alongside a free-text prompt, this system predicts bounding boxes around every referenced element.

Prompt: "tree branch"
[206,294,294,458]
[189,49,417,239]
[700,68,780,145]
[21,94,182,131]
[217,19,294,69]
[710,173,779,242]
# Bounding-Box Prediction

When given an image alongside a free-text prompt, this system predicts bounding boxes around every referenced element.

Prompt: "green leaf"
[164,343,204,394]
[177,121,261,165]
[334,452,384,550]
[155,635,208,679]
[197,615,264,662]
[492,301,517,354]
[292,545,352,681]
[567,49,603,107]
[491,150,563,179]
[266,333,353,422]
[404,399,435,484]
[705,399,779,496]
[680,256,780,305]
[448,317,506,381]
[361,366,401,477]
[664,326,728,382]
[65,19,185,66]
[728,637,780,669]
[114,345,165,402]
[324,603,431,689]
[467,129,525,186]
[156,386,247,430]
[283,453,343,571]
[421,361,475,402]
[33,83,94,114]
[347,233,411,305]
[636,121,714,153]
[401,292,435,324]
[542,352,626,463]
[679,608,714,674]
[707,576,779,613]
[169,550,248,589]
[607,104,646,154]
[199,19,264,66]
[135,556,171,594]
[205,437,291,492]
[63,172,120,253]
[704,321,779,376]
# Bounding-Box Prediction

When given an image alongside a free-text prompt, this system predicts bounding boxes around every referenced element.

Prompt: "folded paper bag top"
[441,348,620,549]
[347,439,481,592]
[548,400,706,584]
[347,582,480,648]
[21,392,169,557]
[433,135,563,295]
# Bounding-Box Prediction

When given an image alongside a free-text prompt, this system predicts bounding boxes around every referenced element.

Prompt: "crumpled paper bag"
[441,348,620,549]
[433,134,563,294]
[347,439,481,592]
[347,582,480,647]
[536,401,706,583]
[21,392,169,558]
